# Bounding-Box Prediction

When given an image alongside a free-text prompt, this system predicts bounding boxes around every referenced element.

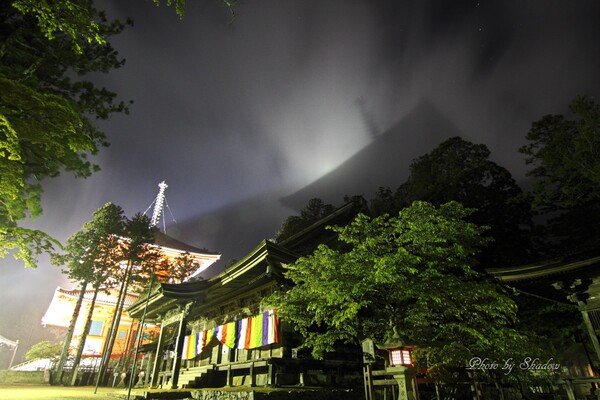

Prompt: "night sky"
[1,0,599,366]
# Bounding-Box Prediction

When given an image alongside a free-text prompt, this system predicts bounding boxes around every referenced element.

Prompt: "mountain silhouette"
[280,99,460,209]
[171,100,461,274]
[167,188,296,276]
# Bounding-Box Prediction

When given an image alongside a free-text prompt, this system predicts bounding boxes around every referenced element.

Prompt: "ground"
[0,385,124,399]
[0,385,359,399]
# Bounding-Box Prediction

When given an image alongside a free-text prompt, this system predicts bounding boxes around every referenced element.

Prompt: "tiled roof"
[152,229,219,255]
[57,287,139,307]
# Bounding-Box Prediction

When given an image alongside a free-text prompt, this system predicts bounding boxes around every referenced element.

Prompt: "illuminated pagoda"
[41,230,221,360]
[41,182,221,363]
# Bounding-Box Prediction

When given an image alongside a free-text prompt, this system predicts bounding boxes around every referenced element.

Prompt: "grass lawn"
[0,385,126,399]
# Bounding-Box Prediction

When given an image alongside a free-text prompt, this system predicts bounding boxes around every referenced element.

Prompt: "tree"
[150,0,238,19]
[275,198,336,243]
[1,0,236,267]
[51,202,126,384]
[167,252,200,283]
[0,1,130,267]
[95,213,159,387]
[390,137,533,267]
[10,0,107,53]
[270,201,543,380]
[25,340,62,361]
[520,96,600,255]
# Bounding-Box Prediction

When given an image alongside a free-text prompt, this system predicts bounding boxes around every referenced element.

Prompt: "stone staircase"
[179,365,224,388]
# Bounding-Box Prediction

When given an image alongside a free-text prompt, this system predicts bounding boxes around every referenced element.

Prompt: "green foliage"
[166,252,200,283]
[53,202,126,286]
[0,226,58,268]
[514,293,581,352]
[275,198,336,242]
[376,137,532,267]
[0,75,90,266]
[520,95,600,212]
[0,1,129,267]
[152,0,187,19]
[151,0,238,19]
[120,213,161,291]
[53,206,160,292]
[520,96,600,255]
[270,201,543,381]
[10,0,105,53]
[52,205,160,379]
[1,2,130,119]
[25,340,62,361]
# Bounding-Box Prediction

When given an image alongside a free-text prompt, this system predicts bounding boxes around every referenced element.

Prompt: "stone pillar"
[387,366,417,400]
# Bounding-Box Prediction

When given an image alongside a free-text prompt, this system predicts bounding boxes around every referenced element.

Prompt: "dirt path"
[0,385,126,399]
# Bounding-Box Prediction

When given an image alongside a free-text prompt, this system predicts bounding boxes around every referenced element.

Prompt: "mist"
[1,0,599,367]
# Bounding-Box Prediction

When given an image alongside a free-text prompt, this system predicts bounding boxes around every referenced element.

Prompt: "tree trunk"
[103,268,132,368]
[95,261,132,388]
[68,283,100,386]
[494,378,506,400]
[120,319,139,371]
[55,280,87,384]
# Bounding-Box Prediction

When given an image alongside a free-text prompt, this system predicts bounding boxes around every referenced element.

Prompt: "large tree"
[166,252,201,283]
[275,198,336,243]
[51,202,126,384]
[383,137,533,267]
[95,213,159,387]
[520,95,600,256]
[0,1,130,267]
[271,201,543,380]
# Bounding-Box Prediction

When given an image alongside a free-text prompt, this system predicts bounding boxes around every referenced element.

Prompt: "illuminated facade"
[127,202,365,389]
[41,231,221,360]
[42,287,142,357]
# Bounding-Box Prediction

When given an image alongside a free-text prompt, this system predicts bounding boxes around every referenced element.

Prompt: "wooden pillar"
[226,364,232,387]
[8,340,19,370]
[363,364,374,400]
[267,363,274,387]
[145,351,154,386]
[563,379,576,400]
[579,302,600,363]
[468,370,483,400]
[150,321,167,388]
[170,311,186,389]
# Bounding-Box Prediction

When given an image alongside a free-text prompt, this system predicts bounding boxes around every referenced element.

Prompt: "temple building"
[127,201,365,390]
[127,200,600,399]
[488,254,600,398]
[42,286,141,358]
[41,230,221,361]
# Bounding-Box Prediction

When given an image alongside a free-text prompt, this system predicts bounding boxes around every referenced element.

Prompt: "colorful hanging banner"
[215,321,237,349]
[236,317,249,349]
[181,310,279,359]
[267,309,279,345]
[182,333,197,360]
[235,309,279,350]
[182,329,215,360]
